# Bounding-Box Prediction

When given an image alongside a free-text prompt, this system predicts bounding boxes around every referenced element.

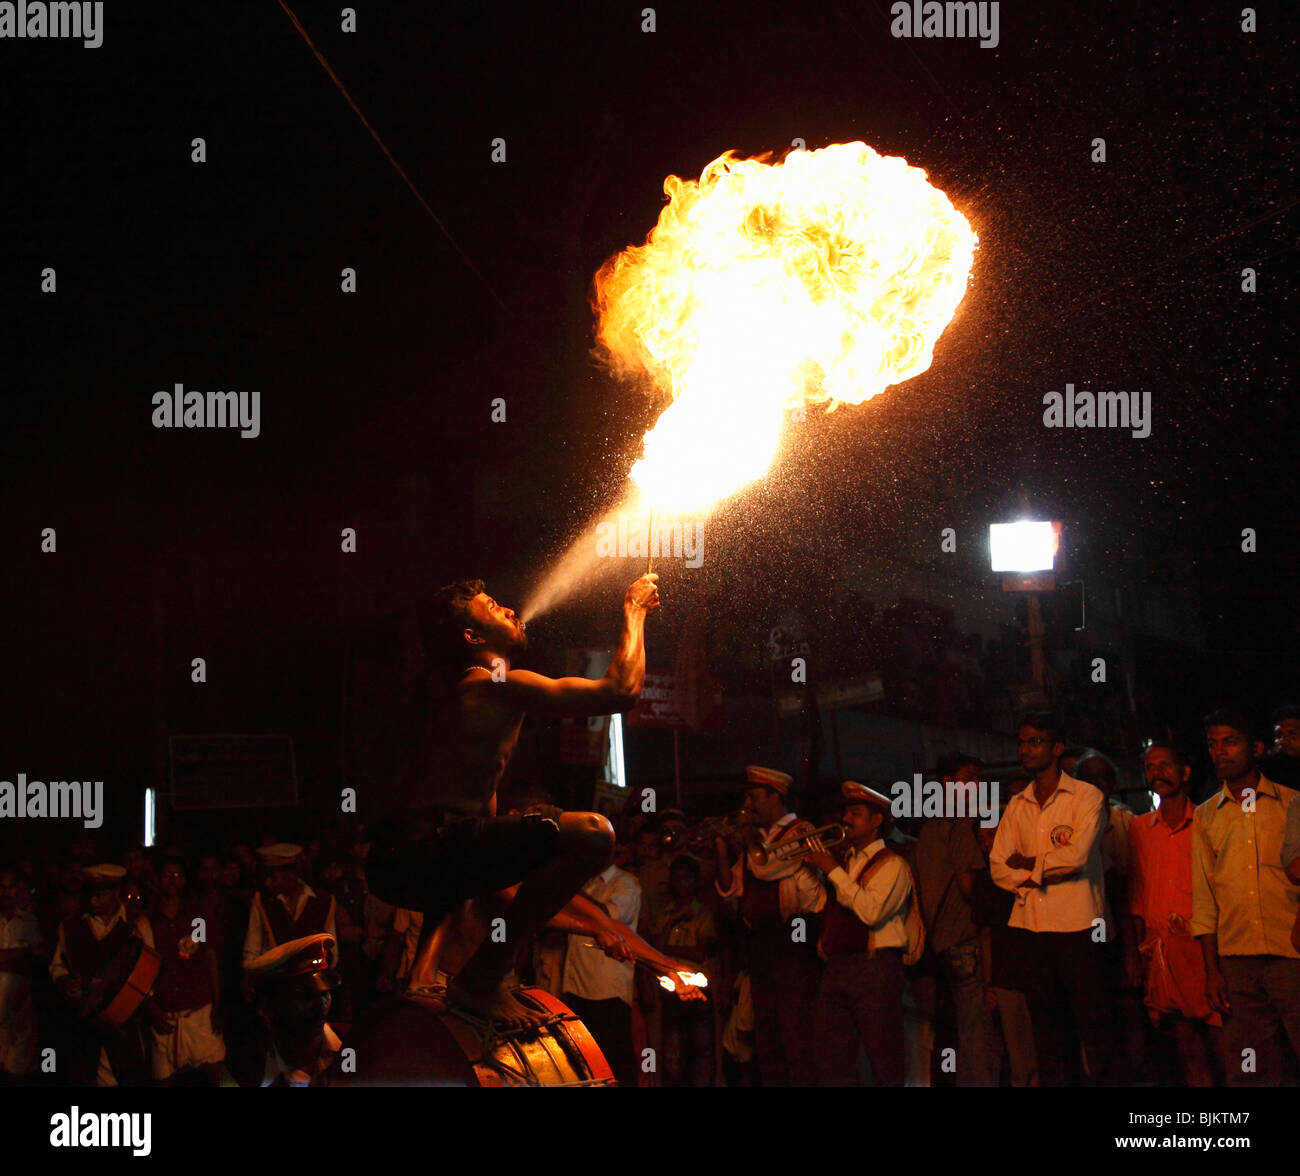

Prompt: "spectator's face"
[89,886,119,918]
[1207,725,1260,783]
[124,849,147,877]
[220,861,241,888]
[1144,747,1189,798]
[635,831,661,864]
[160,864,185,897]
[1073,754,1117,797]
[197,856,220,889]
[670,865,699,900]
[942,762,981,807]
[265,982,332,1034]
[1018,726,1061,774]
[1275,718,1300,758]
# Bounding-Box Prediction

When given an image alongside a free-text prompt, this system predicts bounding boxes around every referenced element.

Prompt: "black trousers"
[747,923,821,1087]
[814,947,905,1086]
[1019,927,1114,1086]
[367,812,560,919]
[563,993,637,1087]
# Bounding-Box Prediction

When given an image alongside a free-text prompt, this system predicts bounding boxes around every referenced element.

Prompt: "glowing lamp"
[989,521,1059,573]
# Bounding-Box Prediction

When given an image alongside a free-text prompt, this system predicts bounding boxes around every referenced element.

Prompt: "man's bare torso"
[414,669,524,816]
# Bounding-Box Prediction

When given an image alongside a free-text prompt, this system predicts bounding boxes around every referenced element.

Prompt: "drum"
[345,987,616,1086]
[82,939,162,1028]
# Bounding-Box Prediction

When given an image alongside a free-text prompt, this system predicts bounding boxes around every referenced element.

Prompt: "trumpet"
[662,809,753,855]
[752,822,850,866]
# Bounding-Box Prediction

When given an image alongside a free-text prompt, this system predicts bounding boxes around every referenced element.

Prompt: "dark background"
[1,0,1295,850]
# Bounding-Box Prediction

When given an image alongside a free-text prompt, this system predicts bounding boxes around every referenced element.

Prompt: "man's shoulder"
[1261,775,1299,806]
[1130,809,1163,837]
[1060,773,1106,806]
[1192,789,1229,826]
[610,865,641,891]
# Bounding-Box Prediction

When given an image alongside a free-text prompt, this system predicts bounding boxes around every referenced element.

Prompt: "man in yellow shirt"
[1192,708,1300,1086]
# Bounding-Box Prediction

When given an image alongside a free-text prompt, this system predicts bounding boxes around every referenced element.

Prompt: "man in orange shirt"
[1129,741,1223,1085]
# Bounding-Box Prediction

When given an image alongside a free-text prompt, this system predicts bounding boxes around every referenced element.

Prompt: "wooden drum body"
[346,987,616,1087]
[84,939,162,1029]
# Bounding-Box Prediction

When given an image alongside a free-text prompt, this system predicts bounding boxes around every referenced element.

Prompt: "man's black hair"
[1144,740,1188,770]
[423,578,487,670]
[1202,707,1262,743]
[936,750,982,778]
[1017,710,1065,744]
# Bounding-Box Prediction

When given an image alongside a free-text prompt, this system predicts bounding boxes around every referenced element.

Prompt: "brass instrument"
[661,809,753,855]
[752,822,853,867]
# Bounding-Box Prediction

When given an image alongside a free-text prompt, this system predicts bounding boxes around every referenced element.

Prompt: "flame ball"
[593,142,977,514]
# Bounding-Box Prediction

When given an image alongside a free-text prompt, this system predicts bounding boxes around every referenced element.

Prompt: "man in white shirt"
[990,712,1112,1086]
[561,860,641,1086]
[805,782,921,1086]
[242,844,338,973]
[715,765,826,1086]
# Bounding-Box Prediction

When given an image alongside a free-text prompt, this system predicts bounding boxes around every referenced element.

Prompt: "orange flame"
[593,143,977,514]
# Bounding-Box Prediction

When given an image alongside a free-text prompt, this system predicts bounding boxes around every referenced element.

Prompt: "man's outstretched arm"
[551,891,705,1001]
[502,575,659,718]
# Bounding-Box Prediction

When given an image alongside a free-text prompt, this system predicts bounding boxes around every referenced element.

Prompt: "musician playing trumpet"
[803,781,923,1087]
[714,766,826,1087]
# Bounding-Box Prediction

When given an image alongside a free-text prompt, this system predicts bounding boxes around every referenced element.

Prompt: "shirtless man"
[368,573,660,1027]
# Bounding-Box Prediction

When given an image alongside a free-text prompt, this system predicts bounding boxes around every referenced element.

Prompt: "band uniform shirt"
[242,885,338,968]
[1190,774,1300,958]
[824,839,911,948]
[990,773,1107,933]
[715,812,827,922]
[50,905,154,982]
[561,864,641,1006]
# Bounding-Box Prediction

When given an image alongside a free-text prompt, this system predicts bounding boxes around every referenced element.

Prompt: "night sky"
[2,1,1296,844]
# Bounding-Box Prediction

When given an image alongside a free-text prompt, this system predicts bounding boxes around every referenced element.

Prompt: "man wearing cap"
[238,933,342,1087]
[715,765,826,1086]
[366,573,659,1028]
[242,845,338,976]
[804,781,922,1086]
[49,864,154,1086]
